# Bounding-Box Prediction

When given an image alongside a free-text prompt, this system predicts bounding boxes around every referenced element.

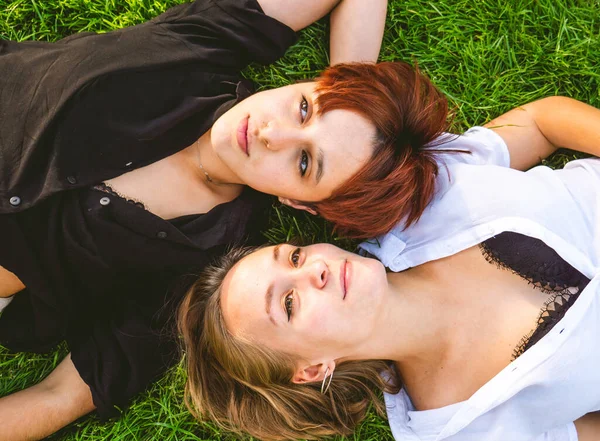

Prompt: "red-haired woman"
[177,100,600,441]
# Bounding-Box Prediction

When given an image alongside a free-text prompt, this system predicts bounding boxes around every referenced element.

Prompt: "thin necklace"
[195,140,213,183]
[198,161,213,183]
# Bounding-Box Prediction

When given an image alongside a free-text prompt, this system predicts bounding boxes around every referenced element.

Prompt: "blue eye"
[285,292,294,321]
[299,151,309,177]
[300,96,308,122]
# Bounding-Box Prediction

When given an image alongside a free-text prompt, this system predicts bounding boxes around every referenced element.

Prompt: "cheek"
[300,303,347,346]
[296,307,330,345]
[303,306,327,330]
[247,159,290,192]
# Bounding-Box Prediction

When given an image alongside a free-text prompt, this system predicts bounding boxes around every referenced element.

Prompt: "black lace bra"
[480,232,590,360]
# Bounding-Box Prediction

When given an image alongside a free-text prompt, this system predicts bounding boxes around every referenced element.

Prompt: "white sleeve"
[531,423,578,441]
[553,158,600,272]
[433,126,510,167]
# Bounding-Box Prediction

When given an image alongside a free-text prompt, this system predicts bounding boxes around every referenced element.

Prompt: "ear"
[292,361,336,384]
[278,197,318,215]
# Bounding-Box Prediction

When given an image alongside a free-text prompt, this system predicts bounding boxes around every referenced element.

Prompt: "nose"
[302,259,328,289]
[259,121,306,151]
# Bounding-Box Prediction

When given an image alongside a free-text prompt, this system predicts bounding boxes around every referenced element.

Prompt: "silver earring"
[321,367,334,394]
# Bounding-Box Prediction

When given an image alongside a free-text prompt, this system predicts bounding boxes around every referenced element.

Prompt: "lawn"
[1,0,599,439]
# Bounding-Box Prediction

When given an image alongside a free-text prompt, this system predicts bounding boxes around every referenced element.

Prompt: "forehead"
[318,107,375,149]
[310,109,375,198]
[221,246,274,335]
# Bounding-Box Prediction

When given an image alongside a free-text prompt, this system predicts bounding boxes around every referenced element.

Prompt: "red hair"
[301,62,460,239]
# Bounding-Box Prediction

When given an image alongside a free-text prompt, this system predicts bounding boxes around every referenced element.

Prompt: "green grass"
[1,0,599,439]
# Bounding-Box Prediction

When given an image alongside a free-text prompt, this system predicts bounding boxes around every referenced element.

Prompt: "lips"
[237,116,249,156]
[341,260,349,300]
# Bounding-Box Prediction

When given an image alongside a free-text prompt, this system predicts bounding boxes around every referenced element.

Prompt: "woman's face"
[220,244,388,364]
[211,82,376,203]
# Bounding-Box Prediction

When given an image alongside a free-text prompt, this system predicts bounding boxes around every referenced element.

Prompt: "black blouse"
[0,0,296,419]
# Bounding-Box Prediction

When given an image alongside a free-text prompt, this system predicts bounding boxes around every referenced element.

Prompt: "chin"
[209,122,226,150]
[361,254,386,273]
[351,256,387,299]
[369,260,389,291]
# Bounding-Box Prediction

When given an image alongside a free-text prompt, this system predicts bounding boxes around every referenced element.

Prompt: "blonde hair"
[178,246,400,440]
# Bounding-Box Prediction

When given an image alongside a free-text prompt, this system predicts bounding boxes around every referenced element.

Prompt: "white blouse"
[360,128,600,441]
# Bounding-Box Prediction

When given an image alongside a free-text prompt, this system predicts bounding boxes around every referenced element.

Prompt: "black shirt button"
[99,197,111,206]
[125,161,133,168]
[156,231,168,239]
[67,175,77,185]
[9,196,21,206]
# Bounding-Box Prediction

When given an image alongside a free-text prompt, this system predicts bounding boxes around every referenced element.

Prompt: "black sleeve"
[156,0,298,69]
[67,278,183,420]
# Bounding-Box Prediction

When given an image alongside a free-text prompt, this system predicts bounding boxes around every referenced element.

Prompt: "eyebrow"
[265,244,282,326]
[315,148,324,184]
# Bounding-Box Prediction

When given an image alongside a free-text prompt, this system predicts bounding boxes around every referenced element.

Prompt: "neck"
[185,130,244,188]
[353,264,461,366]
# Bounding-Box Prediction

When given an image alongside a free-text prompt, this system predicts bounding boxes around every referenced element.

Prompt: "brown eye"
[285,292,294,321]
[290,247,301,267]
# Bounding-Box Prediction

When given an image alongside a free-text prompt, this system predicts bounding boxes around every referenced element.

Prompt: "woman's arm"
[485,97,600,170]
[329,0,387,64]
[0,265,25,298]
[575,412,600,440]
[0,354,95,441]
[257,0,387,64]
